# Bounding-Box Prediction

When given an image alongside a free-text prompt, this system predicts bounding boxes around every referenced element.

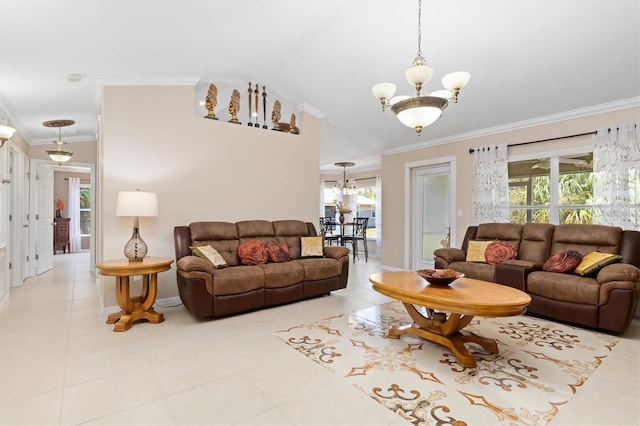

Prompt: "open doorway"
[29,160,95,277]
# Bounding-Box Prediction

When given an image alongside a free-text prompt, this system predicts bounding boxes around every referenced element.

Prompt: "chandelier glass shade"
[43,119,74,165]
[0,124,16,146]
[372,0,470,135]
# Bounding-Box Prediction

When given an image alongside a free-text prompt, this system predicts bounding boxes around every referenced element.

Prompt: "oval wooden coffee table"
[369,271,531,368]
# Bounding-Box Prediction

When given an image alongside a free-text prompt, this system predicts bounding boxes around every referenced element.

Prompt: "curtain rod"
[324,176,378,183]
[468,124,636,154]
[468,131,596,154]
[63,177,90,182]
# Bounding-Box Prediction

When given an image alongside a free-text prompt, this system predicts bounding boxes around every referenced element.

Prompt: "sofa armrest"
[434,247,466,265]
[597,263,640,285]
[177,255,216,275]
[323,245,350,260]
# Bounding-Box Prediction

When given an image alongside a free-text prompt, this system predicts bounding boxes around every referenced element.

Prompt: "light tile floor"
[0,252,638,425]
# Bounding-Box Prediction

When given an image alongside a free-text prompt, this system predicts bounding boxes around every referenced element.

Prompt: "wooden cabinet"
[53,217,70,254]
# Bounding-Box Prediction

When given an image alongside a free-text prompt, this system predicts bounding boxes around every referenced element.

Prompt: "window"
[80,184,91,236]
[322,180,378,239]
[508,153,593,224]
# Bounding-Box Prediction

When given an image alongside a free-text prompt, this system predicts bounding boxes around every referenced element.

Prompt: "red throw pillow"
[484,241,518,265]
[266,241,290,263]
[543,250,583,273]
[238,240,268,265]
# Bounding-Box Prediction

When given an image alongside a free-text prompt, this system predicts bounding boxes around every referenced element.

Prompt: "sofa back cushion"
[550,224,622,256]
[190,222,241,266]
[273,220,310,259]
[476,223,523,251]
[518,223,555,264]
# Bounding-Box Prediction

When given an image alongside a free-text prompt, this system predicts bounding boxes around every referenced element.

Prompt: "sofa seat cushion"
[210,266,265,296]
[258,262,304,288]
[527,271,599,305]
[448,261,495,282]
[294,258,341,281]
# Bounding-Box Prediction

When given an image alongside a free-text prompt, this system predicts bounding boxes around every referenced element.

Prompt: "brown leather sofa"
[434,223,640,334]
[174,219,350,318]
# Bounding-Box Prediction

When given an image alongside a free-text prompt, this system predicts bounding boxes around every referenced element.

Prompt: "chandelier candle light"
[115,190,159,262]
[43,119,75,165]
[371,0,470,135]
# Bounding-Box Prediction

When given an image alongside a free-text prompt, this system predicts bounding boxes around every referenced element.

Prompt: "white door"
[30,161,54,275]
[8,149,21,287]
[22,155,30,281]
[413,163,453,270]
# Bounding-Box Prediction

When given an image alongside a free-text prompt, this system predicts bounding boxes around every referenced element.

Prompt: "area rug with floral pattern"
[276,301,618,426]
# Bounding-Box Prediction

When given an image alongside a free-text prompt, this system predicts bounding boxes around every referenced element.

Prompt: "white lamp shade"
[429,89,452,100]
[395,105,443,129]
[442,71,470,90]
[405,65,433,87]
[116,191,158,217]
[0,125,16,141]
[371,82,397,100]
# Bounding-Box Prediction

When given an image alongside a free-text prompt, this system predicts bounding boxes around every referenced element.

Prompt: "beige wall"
[381,106,640,269]
[100,85,320,307]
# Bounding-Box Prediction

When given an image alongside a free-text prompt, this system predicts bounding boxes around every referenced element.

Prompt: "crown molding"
[299,102,326,119]
[30,135,97,145]
[383,97,640,155]
[95,75,202,87]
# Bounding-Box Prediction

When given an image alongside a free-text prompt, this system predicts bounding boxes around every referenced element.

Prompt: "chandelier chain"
[416,0,422,57]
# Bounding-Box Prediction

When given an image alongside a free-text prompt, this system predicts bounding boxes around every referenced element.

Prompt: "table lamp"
[115,190,158,262]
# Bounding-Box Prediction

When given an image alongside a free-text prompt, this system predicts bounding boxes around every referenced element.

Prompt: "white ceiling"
[1,0,638,173]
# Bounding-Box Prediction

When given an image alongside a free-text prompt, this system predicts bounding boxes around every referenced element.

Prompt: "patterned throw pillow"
[300,236,324,257]
[266,241,290,263]
[485,240,518,265]
[465,240,493,263]
[543,250,582,273]
[238,240,268,265]
[573,252,622,276]
[192,245,227,269]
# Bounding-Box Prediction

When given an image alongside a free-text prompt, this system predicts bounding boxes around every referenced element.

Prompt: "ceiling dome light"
[43,119,75,165]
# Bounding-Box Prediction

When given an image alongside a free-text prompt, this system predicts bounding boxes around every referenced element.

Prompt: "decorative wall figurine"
[228,89,241,124]
[271,100,281,130]
[247,82,253,126]
[204,84,218,120]
[289,114,296,134]
[254,84,259,127]
[262,86,268,129]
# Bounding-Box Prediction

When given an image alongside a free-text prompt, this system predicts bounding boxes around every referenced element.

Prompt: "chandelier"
[43,119,74,165]
[371,0,470,135]
[333,162,357,195]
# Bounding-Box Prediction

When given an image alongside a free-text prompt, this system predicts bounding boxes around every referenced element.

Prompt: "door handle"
[23,224,29,228]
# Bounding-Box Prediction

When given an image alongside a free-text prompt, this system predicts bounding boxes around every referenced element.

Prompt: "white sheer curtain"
[375,175,382,257]
[593,122,640,230]
[471,144,510,224]
[68,178,81,252]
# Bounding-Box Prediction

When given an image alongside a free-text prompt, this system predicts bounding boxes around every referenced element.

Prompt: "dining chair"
[319,217,341,246]
[341,217,368,262]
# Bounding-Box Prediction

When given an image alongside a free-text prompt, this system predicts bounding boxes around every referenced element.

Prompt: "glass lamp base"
[124,227,147,262]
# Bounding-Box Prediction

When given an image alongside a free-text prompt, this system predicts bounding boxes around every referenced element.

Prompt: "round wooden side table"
[97,256,173,332]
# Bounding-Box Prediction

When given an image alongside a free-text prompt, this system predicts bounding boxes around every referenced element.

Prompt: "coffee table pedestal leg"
[388,303,498,368]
